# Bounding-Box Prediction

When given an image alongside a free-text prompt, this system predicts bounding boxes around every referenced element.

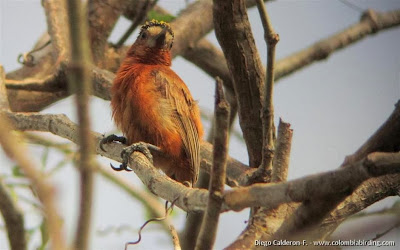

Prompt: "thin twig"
[338,0,364,13]
[371,220,400,240]
[257,0,279,176]
[66,1,95,249]
[196,78,230,250]
[115,0,157,48]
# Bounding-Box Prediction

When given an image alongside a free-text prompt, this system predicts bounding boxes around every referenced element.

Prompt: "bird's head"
[127,20,174,65]
[135,20,174,51]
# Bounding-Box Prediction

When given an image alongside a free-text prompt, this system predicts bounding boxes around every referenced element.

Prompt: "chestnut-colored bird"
[103,20,203,187]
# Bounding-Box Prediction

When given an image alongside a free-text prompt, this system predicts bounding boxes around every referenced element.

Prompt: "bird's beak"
[147,27,168,48]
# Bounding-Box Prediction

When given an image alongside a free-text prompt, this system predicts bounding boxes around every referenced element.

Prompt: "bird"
[101,20,203,187]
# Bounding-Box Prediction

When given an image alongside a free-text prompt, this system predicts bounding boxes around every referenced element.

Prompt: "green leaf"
[41,147,50,169]
[38,219,49,250]
[147,10,175,23]
[12,165,25,177]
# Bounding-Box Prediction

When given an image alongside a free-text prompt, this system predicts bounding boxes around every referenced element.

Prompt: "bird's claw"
[110,142,154,172]
[110,162,132,172]
[100,134,127,152]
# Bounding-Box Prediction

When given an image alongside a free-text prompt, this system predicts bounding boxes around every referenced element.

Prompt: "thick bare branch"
[271,152,400,240]
[88,0,133,63]
[0,180,26,250]
[224,151,400,212]
[5,112,246,207]
[5,111,400,216]
[313,100,400,238]
[213,0,265,168]
[170,0,213,57]
[196,78,230,250]
[42,0,69,60]
[319,174,400,239]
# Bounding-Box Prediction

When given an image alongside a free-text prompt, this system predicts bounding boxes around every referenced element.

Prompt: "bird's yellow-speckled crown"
[140,19,174,38]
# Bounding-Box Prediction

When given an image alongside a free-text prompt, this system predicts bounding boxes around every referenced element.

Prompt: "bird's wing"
[153,69,201,184]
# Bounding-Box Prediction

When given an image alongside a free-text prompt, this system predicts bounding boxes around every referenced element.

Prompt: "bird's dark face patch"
[137,20,174,51]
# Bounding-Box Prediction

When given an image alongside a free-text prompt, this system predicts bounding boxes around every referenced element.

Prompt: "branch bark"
[66,1,95,249]
[196,78,230,250]
[258,0,278,176]
[227,119,294,249]
[88,0,133,63]
[4,111,400,215]
[271,119,293,182]
[224,151,400,212]
[0,180,26,250]
[42,0,69,60]
[213,0,265,168]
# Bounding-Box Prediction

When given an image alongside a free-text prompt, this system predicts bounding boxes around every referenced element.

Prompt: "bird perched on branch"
[101,20,203,187]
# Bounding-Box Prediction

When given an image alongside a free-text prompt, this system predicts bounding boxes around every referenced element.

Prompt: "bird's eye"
[140,32,147,39]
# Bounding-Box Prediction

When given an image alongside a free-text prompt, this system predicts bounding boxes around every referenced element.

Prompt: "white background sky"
[1,0,400,249]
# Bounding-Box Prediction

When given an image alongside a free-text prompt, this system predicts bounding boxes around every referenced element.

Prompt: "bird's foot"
[100,134,127,152]
[110,142,155,172]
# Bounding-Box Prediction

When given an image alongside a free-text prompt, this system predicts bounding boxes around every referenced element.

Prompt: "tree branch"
[88,0,133,63]
[196,78,230,250]
[6,110,399,215]
[4,112,245,207]
[271,119,293,182]
[42,0,69,60]
[0,179,26,250]
[258,0,278,174]
[224,151,400,212]
[314,100,400,238]
[213,0,265,168]
[66,1,95,249]
[226,119,294,249]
